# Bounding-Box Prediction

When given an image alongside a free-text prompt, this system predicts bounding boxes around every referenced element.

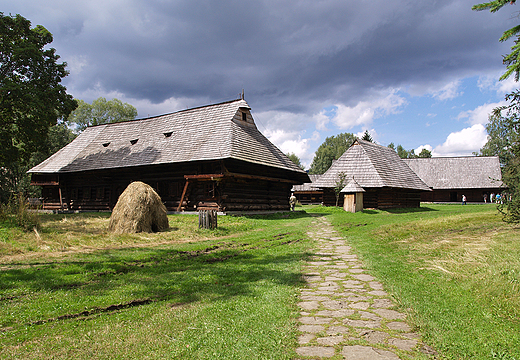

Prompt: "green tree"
[394,144,417,159]
[68,97,138,132]
[387,142,396,151]
[286,152,304,170]
[418,148,432,158]
[334,172,347,207]
[477,91,520,222]
[0,13,77,202]
[309,132,356,174]
[361,130,373,142]
[472,0,520,81]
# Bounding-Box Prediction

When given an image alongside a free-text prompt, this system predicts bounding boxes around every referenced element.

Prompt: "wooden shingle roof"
[312,139,430,191]
[29,99,307,180]
[403,156,503,189]
[341,177,365,193]
[292,174,321,192]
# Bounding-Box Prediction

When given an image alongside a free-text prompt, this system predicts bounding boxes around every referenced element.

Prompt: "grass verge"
[326,204,520,360]
[0,211,314,360]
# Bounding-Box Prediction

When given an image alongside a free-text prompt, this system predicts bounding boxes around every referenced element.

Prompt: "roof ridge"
[86,98,248,129]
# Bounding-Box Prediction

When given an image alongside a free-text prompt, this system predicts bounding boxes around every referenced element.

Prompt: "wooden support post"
[177,180,190,212]
[58,187,64,211]
[198,210,217,229]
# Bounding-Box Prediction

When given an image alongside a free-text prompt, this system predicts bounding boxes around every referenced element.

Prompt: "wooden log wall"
[322,188,422,209]
[34,159,301,212]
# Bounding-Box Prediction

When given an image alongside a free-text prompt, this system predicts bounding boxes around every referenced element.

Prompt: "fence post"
[198,210,217,229]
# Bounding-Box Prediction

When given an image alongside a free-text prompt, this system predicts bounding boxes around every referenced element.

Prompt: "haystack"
[108,181,169,233]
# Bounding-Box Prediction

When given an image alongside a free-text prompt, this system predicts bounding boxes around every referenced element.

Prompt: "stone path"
[296,216,436,359]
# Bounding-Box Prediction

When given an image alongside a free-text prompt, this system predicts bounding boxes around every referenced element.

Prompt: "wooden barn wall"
[420,188,505,203]
[321,188,421,209]
[219,178,292,212]
[33,159,298,212]
[294,191,323,205]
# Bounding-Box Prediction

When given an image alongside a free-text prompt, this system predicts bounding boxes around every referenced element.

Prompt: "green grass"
[0,211,314,359]
[327,204,520,360]
[1,205,519,359]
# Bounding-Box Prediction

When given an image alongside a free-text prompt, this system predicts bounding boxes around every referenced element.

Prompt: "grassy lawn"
[326,204,520,360]
[0,204,518,359]
[0,211,315,359]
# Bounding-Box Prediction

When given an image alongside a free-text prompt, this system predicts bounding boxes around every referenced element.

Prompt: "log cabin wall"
[420,188,503,203]
[321,188,421,209]
[35,159,298,212]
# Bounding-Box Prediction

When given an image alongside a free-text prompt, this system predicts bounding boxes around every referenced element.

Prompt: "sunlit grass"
[0,211,313,360]
[328,204,520,360]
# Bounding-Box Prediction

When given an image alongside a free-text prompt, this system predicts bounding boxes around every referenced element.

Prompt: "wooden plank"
[177,180,190,212]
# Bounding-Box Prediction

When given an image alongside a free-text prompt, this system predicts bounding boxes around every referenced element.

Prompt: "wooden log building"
[312,139,431,209]
[403,156,504,203]
[29,99,310,213]
[291,174,323,204]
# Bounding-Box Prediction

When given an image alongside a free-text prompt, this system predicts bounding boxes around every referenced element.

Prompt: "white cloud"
[330,90,407,130]
[432,124,488,156]
[313,110,331,131]
[414,144,433,154]
[457,101,507,125]
[432,80,462,101]
[478,74,518,95]
[263,128,314,169]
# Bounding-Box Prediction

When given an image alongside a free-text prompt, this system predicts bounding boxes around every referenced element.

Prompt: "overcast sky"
[2,0,518,168]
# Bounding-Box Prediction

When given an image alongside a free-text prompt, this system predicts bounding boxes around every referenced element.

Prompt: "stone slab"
[341,345,400,360]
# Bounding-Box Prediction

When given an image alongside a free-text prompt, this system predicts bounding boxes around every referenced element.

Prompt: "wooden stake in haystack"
[108,181,169,234]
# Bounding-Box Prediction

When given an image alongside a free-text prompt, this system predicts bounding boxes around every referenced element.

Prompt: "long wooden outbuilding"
[312,139,431,209]
[29,99,309,212]
[403,156,504,202]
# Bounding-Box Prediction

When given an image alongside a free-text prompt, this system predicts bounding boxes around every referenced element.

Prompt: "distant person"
[289,193,297,211]
[496,193,502,204]
[483,193,488,203]
[490,193,495,203]
[462,194,466,205]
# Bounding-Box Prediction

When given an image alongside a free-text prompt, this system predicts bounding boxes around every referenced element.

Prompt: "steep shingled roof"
[403,156,503,189]
[29,99,307,180]
[312,139,430,191]
[292,174,321,192]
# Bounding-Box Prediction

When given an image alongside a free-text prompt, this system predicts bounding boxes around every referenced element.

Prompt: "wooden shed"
[403,156,504,203]
[29,99,310,213]
[312,139,430,209]
[291,174,323,204]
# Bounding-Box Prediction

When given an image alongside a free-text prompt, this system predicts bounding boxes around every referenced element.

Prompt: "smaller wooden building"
[312,139,431,209]
[341,177,365,213]
[403,156,504,202]
[291,174,323,204]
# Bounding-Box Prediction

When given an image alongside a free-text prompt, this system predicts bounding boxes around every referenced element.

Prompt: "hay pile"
[108,181,169,234]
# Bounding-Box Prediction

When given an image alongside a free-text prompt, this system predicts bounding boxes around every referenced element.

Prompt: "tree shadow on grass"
[0,238,309,328]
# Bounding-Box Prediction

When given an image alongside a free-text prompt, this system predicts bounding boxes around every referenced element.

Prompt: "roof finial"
[241,89,245,100]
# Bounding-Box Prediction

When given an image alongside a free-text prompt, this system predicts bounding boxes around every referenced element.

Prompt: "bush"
[0,193,40,231]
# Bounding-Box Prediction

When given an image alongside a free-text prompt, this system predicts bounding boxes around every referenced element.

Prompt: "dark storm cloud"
[1,0,513,113]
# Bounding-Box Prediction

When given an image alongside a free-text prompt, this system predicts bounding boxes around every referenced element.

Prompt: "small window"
[130,139,138,145]
[163,132,173,138]
[102,142,110,147]
[242,112,247,121]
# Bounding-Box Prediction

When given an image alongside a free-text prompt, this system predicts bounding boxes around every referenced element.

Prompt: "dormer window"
[242,112,247,122]
[102,142,110,147]
[163,131,173,138]
[130,139,138,145]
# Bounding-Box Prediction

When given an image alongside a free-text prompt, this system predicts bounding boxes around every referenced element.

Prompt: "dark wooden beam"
[177,180,190,212]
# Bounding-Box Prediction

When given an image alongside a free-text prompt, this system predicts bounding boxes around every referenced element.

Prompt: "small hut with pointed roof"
[312,139,430,209]
[29,99,309,212]
[341,177,365,212]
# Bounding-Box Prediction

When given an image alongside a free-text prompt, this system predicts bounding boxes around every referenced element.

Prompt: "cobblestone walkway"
[296,216,436,359]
